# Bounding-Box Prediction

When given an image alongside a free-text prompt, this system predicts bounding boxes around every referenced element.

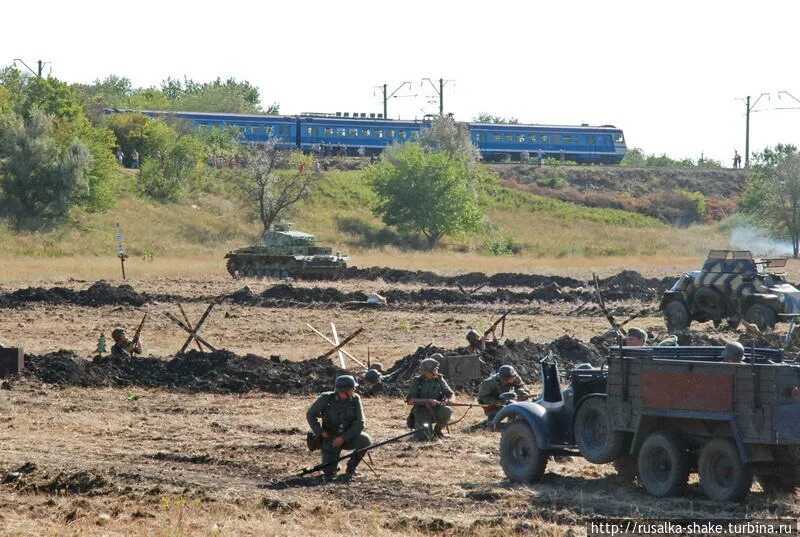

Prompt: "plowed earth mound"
[0,270,675,309]
[23,336,604,395]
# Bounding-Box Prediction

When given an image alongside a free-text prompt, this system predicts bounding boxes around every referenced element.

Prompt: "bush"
[485,236,522,256]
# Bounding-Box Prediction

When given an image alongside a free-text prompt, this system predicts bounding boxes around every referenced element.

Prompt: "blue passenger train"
[107,109,627,164]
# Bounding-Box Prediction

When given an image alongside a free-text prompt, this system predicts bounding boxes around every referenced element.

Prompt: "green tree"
[137,126,203,202]
[473,112,519,124]
[240,145,318,232]
[0,111,92,228]
[741,145,800,257]
[368,142,484,248]
[420,115,481,162]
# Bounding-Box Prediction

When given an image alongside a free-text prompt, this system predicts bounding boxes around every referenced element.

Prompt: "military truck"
[224,223,348,279]
[496,345,800,501]
[660,249,800,331]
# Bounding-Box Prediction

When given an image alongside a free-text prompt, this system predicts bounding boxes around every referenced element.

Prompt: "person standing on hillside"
[733,150,742,169]
[131,149,140,169]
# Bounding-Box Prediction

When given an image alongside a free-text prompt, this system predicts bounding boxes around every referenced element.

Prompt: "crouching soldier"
[477,365,530,422]
[406,354,454,440]
[306,375,372,480]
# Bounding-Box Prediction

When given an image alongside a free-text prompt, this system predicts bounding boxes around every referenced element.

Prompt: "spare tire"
[574,397,625,464]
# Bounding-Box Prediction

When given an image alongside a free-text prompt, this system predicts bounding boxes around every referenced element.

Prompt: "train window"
[306,127,316,136]
[615,133,625,144]
[540,135,549,144]
[504,134,513,142]
[387,129,395,138]
[493,134,502,142]
[478,133,487,142]
[251,127,259,135]
[375,129,384,138]
[361,128,371,137]
[551,135,560,144]
[410,131,419,140]
[563,135,574,144]
[587,135,596,145]
[348,128,358,137]
[325,127,334,136]
[517,135,525,143]
[528,133,536,143]
[337,128,346,137]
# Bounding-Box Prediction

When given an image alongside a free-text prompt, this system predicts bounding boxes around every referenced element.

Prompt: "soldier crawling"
[406,355,454,440]
[477,365,531,422]
[306,375,372,480]
[110,327,142,358]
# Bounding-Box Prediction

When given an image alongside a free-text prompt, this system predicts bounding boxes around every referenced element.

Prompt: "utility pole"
[13,58,49,78]
[745,96,750,169]
[422,78,452,116]
[741,93,769,169]
[377,82,411,119]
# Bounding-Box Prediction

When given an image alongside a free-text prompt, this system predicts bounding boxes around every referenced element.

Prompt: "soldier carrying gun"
[306,375,372,481]
[477,365,531,422]
[405,354,455,441]
[110,313,147,358]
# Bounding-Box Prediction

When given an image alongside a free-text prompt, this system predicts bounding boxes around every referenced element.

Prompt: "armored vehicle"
[497,346,800,501]
[660,249,800,331]
[224,223,348,279]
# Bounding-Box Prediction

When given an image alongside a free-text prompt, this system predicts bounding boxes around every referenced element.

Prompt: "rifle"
[294,427,427,478]
[131,312,147,352]
[484,309,512,341]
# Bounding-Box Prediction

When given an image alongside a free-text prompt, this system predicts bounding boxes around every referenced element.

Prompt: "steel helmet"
[334,375,358,392]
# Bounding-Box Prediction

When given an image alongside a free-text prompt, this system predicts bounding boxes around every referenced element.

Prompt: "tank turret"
[224,223,348,278]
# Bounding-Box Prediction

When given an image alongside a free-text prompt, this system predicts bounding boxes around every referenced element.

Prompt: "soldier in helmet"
[360,368,384,397]
[406,354,454,440]
[722,341,745,363]
[477,365,531,422]
[306,375,372,480]
[623,327,648,347]
[466,328,485,352]
[110,327,142,358]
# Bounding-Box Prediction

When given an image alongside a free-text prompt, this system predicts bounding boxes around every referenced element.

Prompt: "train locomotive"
[107,109,627,164]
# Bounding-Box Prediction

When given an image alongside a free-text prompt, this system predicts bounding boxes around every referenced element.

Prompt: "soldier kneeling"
[406,355,454,440]
[306,375,372,480]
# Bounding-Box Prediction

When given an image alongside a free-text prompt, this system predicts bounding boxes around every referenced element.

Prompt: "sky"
[4,0,800,164]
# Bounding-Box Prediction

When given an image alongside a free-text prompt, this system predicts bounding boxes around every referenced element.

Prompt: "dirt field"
[2,260,800,536]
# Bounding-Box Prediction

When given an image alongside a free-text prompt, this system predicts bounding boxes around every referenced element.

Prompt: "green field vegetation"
[0,166,729,260]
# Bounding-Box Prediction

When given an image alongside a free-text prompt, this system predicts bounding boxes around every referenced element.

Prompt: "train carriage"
[105,109,627,164]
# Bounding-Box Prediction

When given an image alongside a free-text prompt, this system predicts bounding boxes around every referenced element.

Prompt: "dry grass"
[2,383,794,537]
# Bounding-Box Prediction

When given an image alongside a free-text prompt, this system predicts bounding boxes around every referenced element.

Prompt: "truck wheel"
[638,431,689,497]
[698,438,753,501]
[499,421,547,483]
[574,397,625,463]
[744,303,776,331]
[664,301,690,331]
[756,474,798,495]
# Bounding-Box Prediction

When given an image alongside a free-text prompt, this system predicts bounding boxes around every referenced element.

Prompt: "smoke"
[729,225,793,256]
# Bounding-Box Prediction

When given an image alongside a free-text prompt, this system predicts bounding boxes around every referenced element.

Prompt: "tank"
[225,223,348,279]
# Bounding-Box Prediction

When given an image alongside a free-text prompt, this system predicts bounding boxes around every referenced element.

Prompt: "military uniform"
[406,374,454,440]
[110,341,134,358]
[306,390,372,478]
[477,374,530,421]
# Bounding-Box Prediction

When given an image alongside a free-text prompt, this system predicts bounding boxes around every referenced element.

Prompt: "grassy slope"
[0,166,730,276]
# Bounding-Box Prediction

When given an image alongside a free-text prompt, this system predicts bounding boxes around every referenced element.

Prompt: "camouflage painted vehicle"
[660,250,800,331]
[224,223,348,279]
